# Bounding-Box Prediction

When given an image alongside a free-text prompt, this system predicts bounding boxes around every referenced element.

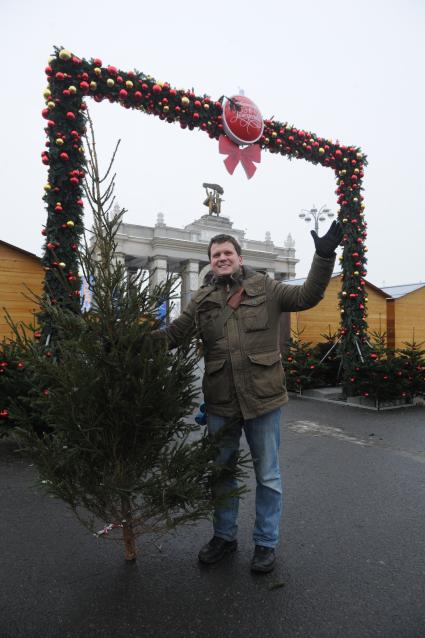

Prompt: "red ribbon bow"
[219,135,261,179]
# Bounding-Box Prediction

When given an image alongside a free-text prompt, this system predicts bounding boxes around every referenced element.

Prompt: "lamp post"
[299,204,334,234]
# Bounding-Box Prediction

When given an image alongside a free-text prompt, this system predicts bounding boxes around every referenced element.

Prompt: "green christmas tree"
[8,116,246,561]
[283,328,321,392]
[396,340,425,399]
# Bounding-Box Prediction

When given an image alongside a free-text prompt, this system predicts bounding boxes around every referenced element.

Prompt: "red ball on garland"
[222,95,263,146]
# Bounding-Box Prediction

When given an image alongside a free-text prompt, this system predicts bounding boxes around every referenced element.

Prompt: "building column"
[149,256,168,289]
[180,260,199,309]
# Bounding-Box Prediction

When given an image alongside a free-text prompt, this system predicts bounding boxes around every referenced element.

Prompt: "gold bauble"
[125,80,133,89]
[58,262,66,268]
[66,220,75,228]
[47,101,55,109]
[59,49,71,61]
[44,183,51,191]
[55,138,64,146]
[43,88,51,99]
[319,147,325,154]
[68,85,77,94]
[107,78,115,87]
[90,81,97,90]
[181,96,190,107]
[94,67,102,76]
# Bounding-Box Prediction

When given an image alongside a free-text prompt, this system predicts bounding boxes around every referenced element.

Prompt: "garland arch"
[41,46,368,386]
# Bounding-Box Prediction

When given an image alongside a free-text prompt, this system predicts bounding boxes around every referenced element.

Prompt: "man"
[158,221,342,573]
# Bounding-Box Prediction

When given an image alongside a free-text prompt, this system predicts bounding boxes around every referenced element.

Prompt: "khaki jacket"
[162,253,335,419]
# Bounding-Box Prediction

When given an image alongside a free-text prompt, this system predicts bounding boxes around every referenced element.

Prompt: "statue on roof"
[203,183,224,216]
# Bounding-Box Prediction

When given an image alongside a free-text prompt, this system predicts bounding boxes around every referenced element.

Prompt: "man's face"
[210,241,243,277]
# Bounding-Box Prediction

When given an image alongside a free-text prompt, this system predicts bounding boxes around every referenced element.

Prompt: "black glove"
[311,220,343,258]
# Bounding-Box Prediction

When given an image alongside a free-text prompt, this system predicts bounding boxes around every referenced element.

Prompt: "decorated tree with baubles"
[40,46,367,391]
[314,328,342,388]
[10,120,246,561]
[345,331,413,405]
[283,329,322,392]
[396,340,425,399]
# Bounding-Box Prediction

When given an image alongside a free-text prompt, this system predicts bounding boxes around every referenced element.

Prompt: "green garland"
[41,46,368,388]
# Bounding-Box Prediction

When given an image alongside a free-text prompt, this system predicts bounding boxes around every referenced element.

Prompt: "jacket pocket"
[203,358,232,404]
[247,351,285,398]
[239,294,268,332]
[197,305,224,344]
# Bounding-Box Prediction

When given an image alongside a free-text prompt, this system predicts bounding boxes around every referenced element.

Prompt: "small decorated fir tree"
[397,340,425,399]
[283,329,321,392]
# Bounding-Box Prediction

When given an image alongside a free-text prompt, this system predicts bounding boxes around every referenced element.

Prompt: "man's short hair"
[208,234,242,260]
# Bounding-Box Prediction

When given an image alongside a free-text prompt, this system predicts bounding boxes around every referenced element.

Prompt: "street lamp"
[299,204,334,234]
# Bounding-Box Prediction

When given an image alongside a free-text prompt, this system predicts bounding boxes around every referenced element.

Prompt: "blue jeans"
[207,407,283,548]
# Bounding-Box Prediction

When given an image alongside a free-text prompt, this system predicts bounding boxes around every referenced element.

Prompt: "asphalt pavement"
[1,398,425,638]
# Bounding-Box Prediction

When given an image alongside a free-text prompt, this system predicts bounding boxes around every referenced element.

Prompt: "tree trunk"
[121,496,137,561]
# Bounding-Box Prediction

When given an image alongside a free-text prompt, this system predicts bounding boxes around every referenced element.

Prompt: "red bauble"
[222,95,263,145]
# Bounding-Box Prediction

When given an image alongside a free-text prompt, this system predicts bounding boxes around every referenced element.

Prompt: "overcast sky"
[2,0,424,287]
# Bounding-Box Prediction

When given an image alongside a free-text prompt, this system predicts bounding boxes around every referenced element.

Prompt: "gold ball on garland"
[353,197,358,202]
[107,78,115,87]
[55,138,64,146]
[43,88,51,99]
[343,157,348,163]
[47,101,55,109]
[48,56,55,64]
[90,81,97,90]
[66,220,75,228]
[125,80,133,89]
[342,218,348,223]
[44,183,51,191]
[68,85,77,94]
[342,291,347,296]
[354,271,359,276]
[272,132,277,138]
[59,49,71,61]
[94,67,102,76]
[357,152,363,159]
[59,262,66,268]
[181,96,190,107]
[163,105,169,113]
[319,147,325,154]
[203,103,210,110]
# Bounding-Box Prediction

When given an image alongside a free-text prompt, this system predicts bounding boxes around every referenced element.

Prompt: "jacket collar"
[201,266,265,297]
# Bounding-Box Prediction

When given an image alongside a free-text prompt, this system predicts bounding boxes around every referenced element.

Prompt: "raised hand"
[310,220,343,258]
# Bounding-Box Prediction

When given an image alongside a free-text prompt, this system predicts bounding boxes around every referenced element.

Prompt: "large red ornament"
[222,95,263,145]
